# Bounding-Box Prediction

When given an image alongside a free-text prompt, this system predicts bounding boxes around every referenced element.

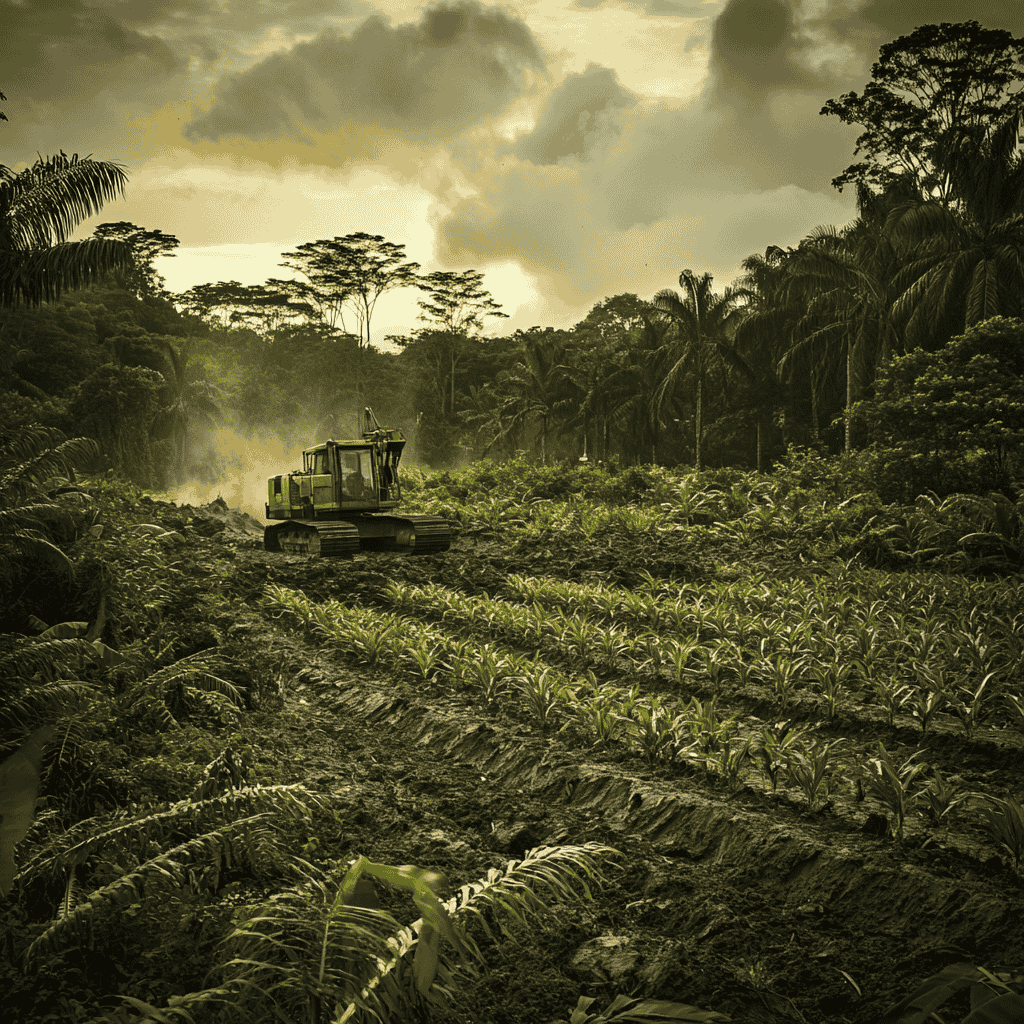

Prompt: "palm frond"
[0,636,99,682]
[0,152,129,249]
[25,816,283,963]
[0,237,134,307]
[16,784,324,885]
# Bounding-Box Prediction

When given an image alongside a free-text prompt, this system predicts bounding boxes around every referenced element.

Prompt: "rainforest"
[2,18,1024,1024]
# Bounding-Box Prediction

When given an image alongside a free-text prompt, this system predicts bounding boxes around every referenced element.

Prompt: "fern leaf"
[25,817,277,961]
[16,784,322,884]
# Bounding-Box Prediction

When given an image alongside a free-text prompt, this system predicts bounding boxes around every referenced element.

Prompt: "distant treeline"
[2,21,1024,499]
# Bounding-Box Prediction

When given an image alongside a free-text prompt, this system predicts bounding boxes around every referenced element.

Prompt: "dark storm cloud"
[0,0,182,104]
[850,0,1024,40]
[707,0,835,111]
[182,2,543,143]
[513,64,637,165]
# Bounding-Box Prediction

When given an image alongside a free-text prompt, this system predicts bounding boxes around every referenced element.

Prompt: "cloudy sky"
[3,0,1023,341]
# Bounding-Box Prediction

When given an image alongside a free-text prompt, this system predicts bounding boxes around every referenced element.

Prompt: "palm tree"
[889,114,1024,347]
[652,270,749,471]
[0,152,134,307]
[491,332,573,462]
[780,189,908,452]
[157,341,222,483]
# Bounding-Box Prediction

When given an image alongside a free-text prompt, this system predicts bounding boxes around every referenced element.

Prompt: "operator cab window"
[339,450,371,498]
[312,451,328,475]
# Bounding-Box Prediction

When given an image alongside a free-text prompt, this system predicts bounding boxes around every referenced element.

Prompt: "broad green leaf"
[881,963,984,1023]
[0,727,55,897]
[412,921,439,996]
[965,993,1024,1023]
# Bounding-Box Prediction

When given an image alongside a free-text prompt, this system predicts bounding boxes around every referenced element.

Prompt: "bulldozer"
[264,409,453,557]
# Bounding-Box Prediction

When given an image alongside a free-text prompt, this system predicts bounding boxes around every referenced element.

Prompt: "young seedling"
[751,721,810,794]
[949,672,1000,739]
[704,735,753,793]
[516,666,568,733]
[859,742,931,841]
[402,640,443,683]
[766,654,805,708]
[626,696,688,765]
[905,680,949,735]
[563,688,628,749]
[871,675,913,728]
[811,661,856,721]
[917,767,971,828]
[783,737,847,812]
[974,794,1024,873]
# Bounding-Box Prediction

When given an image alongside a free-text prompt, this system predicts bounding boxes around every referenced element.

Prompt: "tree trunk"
[695,373,703,472]
[845,338,852,454]
[756,417,763,474]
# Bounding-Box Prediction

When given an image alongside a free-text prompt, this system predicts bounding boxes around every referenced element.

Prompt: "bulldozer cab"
[336,447,372,501]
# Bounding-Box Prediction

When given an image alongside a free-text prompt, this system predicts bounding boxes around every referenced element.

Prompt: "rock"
[570,935,639,986]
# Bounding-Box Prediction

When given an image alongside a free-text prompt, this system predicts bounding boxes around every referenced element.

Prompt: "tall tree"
[822,21,1024,203]
[155,341,221,482]
[91,222,179,300]
[889,113,1024,346]
[653,270,748,471]
[732,247,794,470]
[176,281,307,337]
[781,193,907,452]
[411,269,507,419]
[278,234,420,349]
[571,295,664,461]
[490,330,574,463]
[0,152,133,307]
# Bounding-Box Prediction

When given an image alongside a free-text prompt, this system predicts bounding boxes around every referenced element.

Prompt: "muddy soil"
[159,501,1024,1024]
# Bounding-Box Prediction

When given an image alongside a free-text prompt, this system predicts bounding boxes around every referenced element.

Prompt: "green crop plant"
[918,768,971,829]
[751,721,809,794]
[563,688,631,749]
[860,743,932,841]
[593,626,630,669]
[703,735,753,793]
[683,695,736,755]
[625,696,689,765]
[783,738,847,812]
[669,640,700,683]
[633,633,668,676]
[401,640,444,684]
[870,672,913,728]
[974,794,1024,873]
[731,655,761,689]
[766,653,805,708]
[560,616,600,662]
[700,643,735,691]
[462,650,511,706]
[1006,690,1024,728]
[905,668,952,734]
[949,672,1000,739]
[810,661,857,721]
[517,666,570,733]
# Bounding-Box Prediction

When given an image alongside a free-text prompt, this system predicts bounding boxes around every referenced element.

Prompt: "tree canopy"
[822,21,1024,202]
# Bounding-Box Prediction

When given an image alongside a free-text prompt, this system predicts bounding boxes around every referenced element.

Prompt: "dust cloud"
[170,428,306,520]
